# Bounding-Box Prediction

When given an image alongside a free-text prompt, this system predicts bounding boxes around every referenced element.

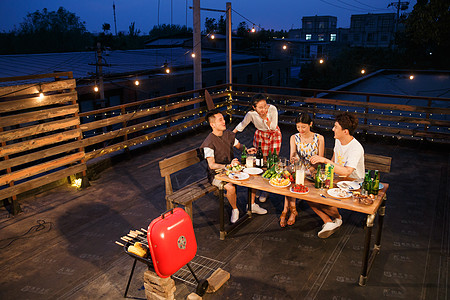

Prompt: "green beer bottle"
[315,164,322,189]
[241,145,247,165]
[373,170,380,195]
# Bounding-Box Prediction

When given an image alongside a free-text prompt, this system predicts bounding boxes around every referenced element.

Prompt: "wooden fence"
[1,78,449,214]
[0,72,86,214]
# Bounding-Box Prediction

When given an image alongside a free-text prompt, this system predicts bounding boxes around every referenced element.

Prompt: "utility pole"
[193,0,202,91]
[113,2,117,36]
[388,0,409,44]
[226,2,232,89]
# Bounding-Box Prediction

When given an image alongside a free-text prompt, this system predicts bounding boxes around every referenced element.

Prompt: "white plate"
[269,180,291,188]
[359,182,384,189]
[228,172,249,180]
[336,181,360,190]
[290,185,309,194]
[327,188,352,198]
[243,167,263,175]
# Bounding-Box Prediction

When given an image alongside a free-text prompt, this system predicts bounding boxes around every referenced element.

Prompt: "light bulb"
[361,69,366,74]
[409,75,414,80]
[134,80,140,86]
[94,86,99,92]
[191,53,196,58]
[282,45,287,50]
[165,68,171,74]
[210,34,215,39]
[319,59,324,64]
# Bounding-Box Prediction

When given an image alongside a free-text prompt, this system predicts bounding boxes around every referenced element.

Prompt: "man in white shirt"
[310,112,365,238]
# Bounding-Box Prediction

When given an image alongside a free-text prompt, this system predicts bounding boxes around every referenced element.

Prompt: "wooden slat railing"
[0,72,86,214]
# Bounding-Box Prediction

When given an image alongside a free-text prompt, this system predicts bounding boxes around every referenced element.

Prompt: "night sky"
[0,0,415,34]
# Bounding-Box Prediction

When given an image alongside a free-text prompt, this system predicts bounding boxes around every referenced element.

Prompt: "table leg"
[247,188,253,218]
[219,185,226,240]
[374,195,387,249]
[359,213,375,286]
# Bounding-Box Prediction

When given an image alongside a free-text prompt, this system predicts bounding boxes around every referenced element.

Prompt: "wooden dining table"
[214,171,389,286]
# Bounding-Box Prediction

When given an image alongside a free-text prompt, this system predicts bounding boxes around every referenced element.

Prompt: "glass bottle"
[373,170,380,195]
[240,145,247,165]
[267,149,273,169]
[256,142,263,168]
[315,164,322,189]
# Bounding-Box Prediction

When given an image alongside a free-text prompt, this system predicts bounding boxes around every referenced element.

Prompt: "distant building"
[348,13,396,47]
[301,16,338,42]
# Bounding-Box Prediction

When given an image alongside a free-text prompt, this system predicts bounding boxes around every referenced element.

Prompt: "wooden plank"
[84,118,205,161]
[167,178,216,205]
[80,103,210,132]
[0,128,82,157]
[0,72,73,83]
[160,156,202,177]
[303,97,450,114]
[0,104,79,127]
[159,149,200,171]
[0,151,85,185]
[0,139,84,171]
[0,91,78,113]
[0,79,76,98]
[0,117,80,143]
[0,164,86,201]
[81,106,210,148]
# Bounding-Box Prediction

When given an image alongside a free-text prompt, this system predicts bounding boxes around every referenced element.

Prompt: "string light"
[282,44,287,50]
[94,85,99,92]
[409,75,414,80]
[134,80,140,86]
[210,34,215,39]
[319,59,324,64]
[191,53,196,58]
[361,69,366,74]
[251,26,256,33]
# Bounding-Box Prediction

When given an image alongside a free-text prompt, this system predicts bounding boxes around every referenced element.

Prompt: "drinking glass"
[319,170,327,191]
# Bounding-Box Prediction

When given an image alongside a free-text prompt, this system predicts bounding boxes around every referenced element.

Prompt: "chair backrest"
[159,148,204,177]
[324,147,391,173]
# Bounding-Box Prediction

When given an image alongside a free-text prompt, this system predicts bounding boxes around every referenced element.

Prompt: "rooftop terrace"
[1,120,448,299]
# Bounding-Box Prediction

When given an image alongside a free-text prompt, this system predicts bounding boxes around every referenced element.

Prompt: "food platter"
[327,188,352,199]
[243,167,263,175]
[228,172,249,180]
[269,177,291,188]
[336,181,360,190]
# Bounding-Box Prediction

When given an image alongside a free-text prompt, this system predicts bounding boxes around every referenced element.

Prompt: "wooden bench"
[159,148,218,221]
[324,148,392,173]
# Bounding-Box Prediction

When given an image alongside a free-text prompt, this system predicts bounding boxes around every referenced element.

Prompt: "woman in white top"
[233,94,282,203]
[233,94,282,157]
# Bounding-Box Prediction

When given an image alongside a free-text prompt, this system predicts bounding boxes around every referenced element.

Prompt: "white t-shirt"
[234,104,278,132]
[333,138,365,180]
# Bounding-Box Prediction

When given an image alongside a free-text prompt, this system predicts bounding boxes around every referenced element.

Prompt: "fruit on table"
[291,184,309,193]
[269,177,290,186]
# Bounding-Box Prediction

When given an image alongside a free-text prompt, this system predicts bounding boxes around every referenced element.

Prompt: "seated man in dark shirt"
[201,110,267,223]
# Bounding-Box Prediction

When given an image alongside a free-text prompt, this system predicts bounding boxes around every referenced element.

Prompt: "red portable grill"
[120,208,209,297]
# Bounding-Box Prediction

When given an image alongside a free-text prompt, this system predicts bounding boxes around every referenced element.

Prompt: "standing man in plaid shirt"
[233,94,282,202]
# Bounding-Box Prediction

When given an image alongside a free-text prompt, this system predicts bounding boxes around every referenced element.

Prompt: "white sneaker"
[259,191,268,203]
[230,209,239,223]
[333,217,343,227]
[318,221,340,238]
[248,203,267,215]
